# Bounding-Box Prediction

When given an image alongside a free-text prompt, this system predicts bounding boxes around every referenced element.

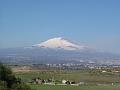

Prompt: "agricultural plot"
[15,70,120,84]
[30,85,120,90]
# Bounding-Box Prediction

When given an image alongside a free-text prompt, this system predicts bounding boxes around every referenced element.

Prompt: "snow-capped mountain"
[0,37,120,65]
[33,37,86,50]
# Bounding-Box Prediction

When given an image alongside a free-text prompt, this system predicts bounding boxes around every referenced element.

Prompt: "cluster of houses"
[30,77,116,86]
[62,80,75,85]
[30,77,82,85]
[31,78,45,84]
[31,78,53,84]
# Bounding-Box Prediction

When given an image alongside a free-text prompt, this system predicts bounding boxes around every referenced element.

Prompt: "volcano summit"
[33,37,86,51]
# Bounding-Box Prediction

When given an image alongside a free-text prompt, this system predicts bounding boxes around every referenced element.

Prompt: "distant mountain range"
[0,37,120,65]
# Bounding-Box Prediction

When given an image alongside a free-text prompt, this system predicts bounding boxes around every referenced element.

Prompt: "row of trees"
[0,63,31,90]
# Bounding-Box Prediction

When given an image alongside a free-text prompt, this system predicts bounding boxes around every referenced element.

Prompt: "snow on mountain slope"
[33,37,86,50]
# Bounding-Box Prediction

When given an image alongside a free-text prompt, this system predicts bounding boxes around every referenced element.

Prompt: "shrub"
[0,80,7,90]
[12,84,31,90]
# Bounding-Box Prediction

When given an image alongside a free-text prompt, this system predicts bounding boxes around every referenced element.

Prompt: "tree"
[0,64,31,90]
[0,64,17,88]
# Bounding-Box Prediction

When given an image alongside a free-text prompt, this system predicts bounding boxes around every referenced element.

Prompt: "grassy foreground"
[30,85,120,90]
[15,70,120,84]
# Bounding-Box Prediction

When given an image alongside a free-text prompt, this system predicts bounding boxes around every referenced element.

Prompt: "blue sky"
[0,0,120,54]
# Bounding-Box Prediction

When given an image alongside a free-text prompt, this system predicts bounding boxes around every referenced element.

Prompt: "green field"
[15,70,120,84]
[30,85,120,90]
[14,69,120,90]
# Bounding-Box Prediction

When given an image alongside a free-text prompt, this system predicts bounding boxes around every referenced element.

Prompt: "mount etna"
[0,37,120,65]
